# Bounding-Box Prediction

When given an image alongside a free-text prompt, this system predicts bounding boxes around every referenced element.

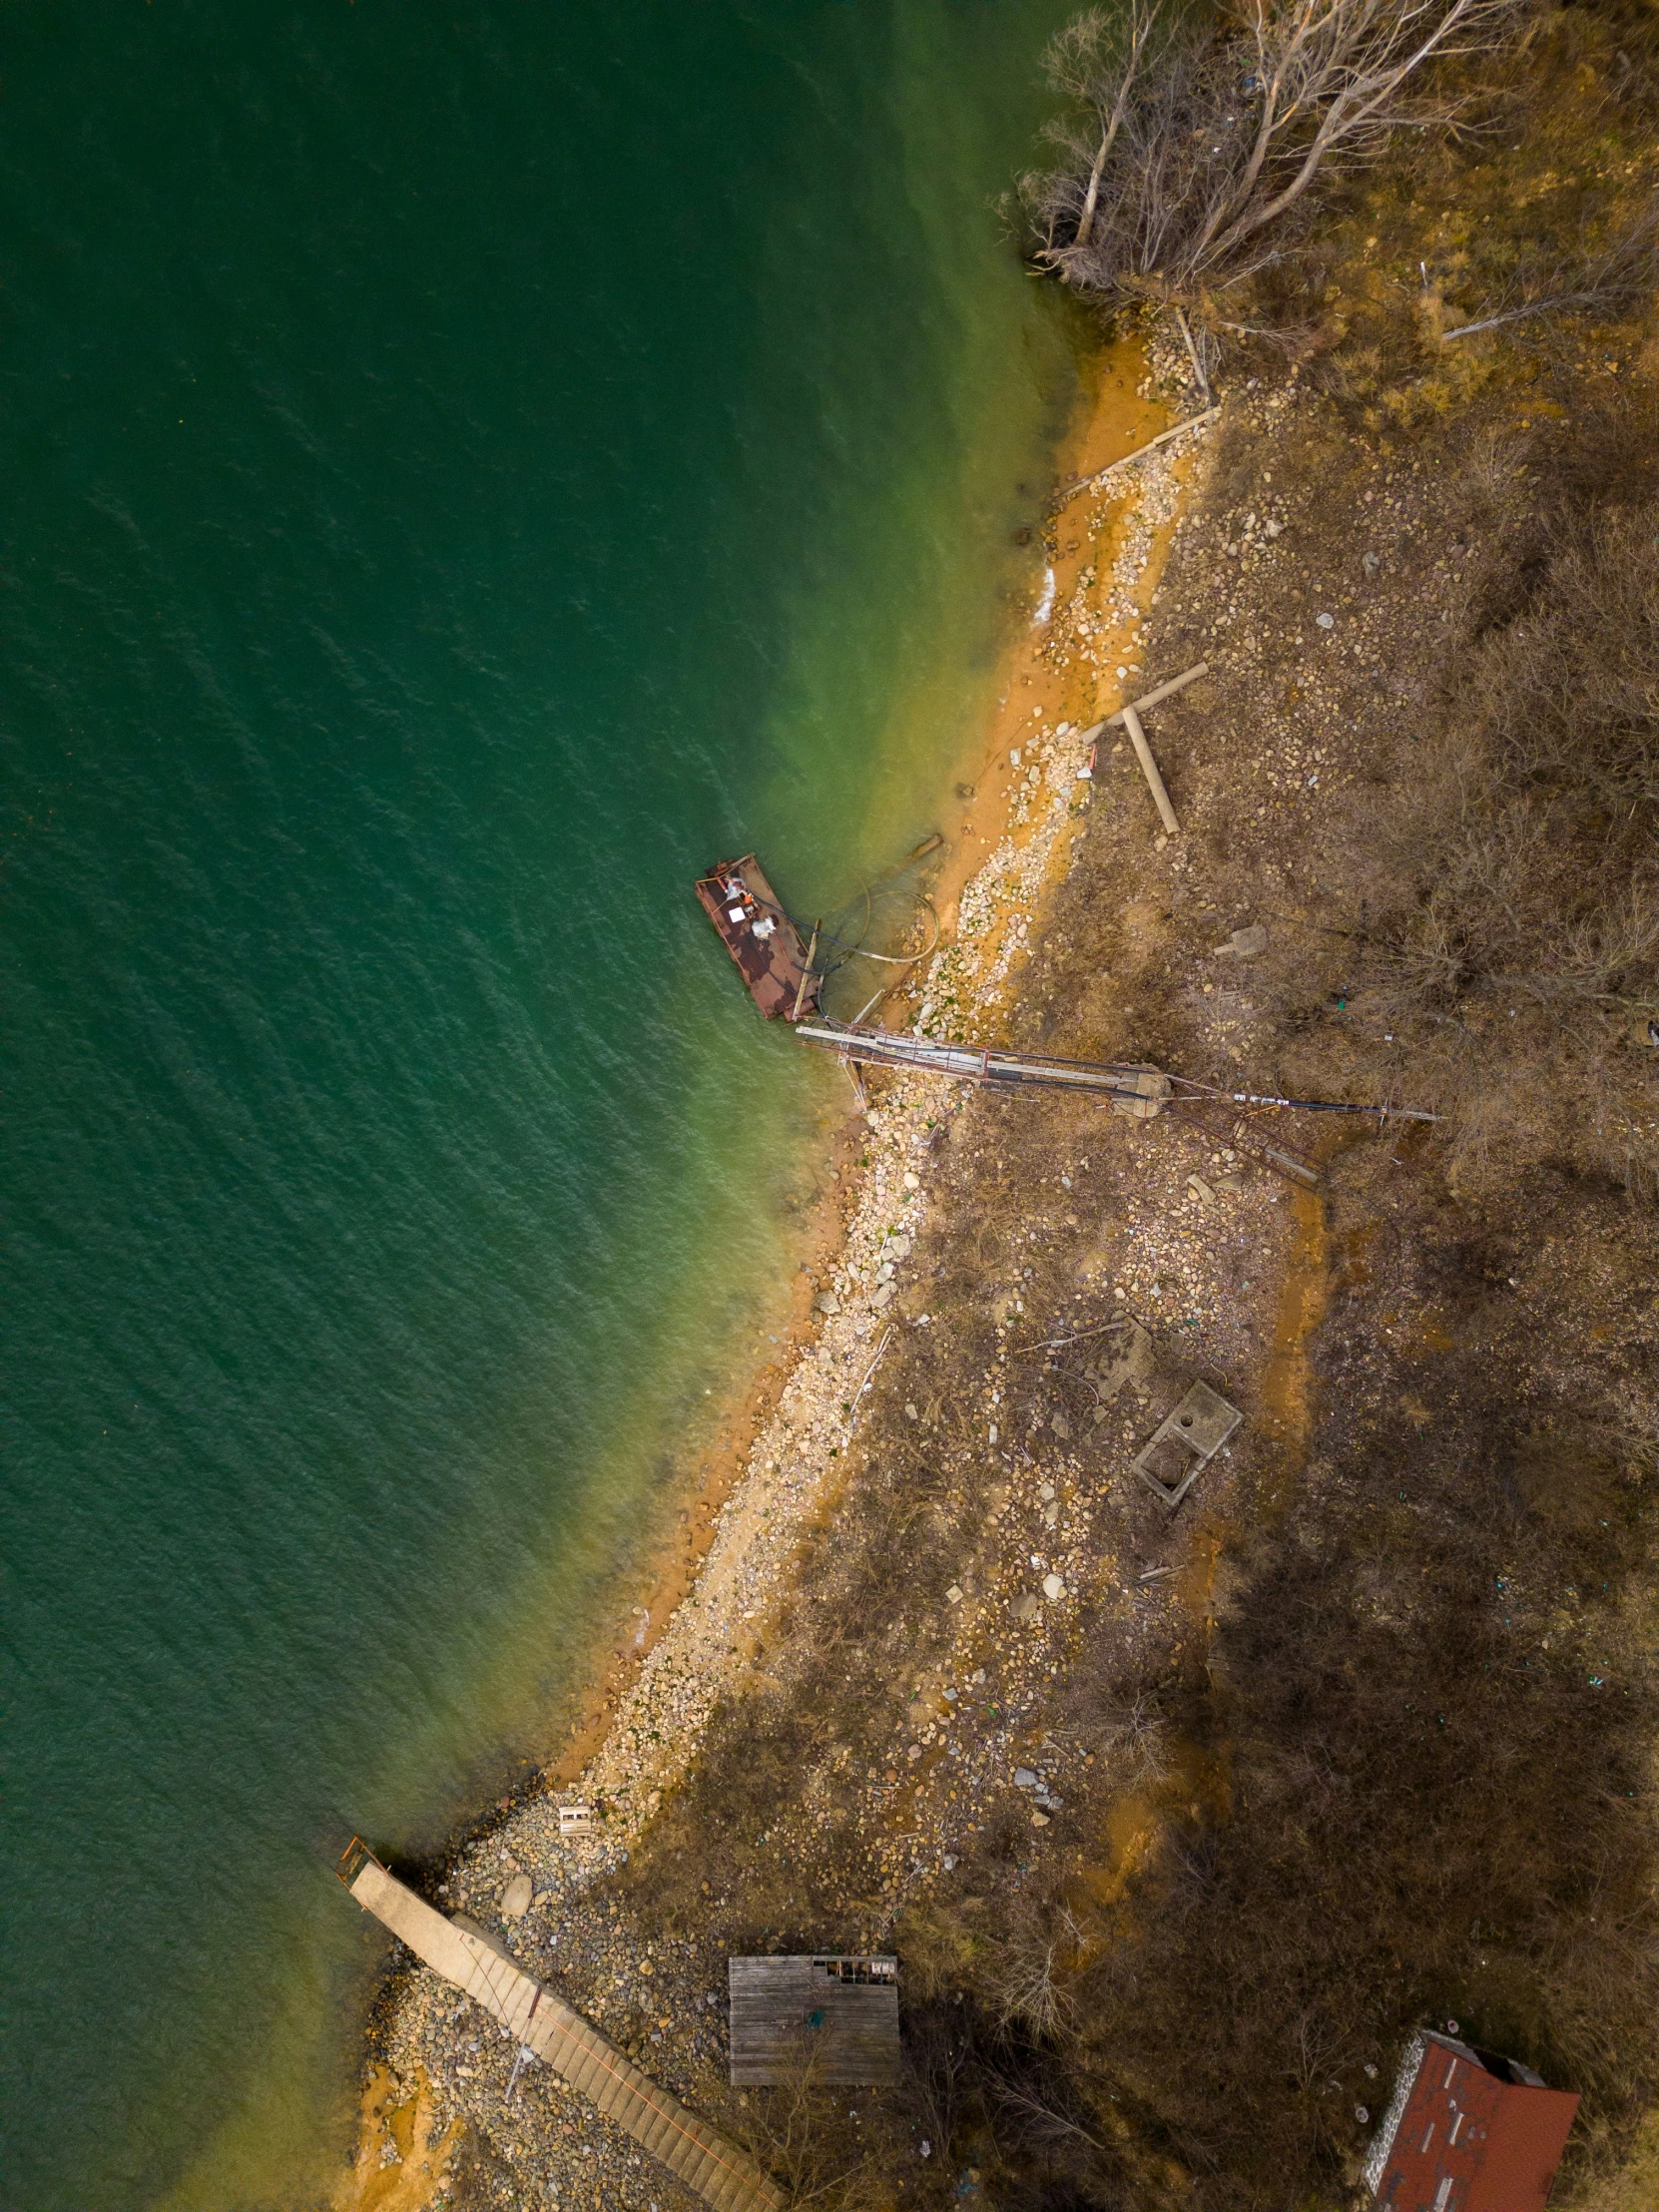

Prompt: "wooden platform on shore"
[338,1843,783,2212]
[695,854,820,1021]
[729,1954,900,2085]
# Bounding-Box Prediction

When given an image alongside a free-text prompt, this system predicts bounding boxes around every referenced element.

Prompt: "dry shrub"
[913,1365,1659,2212]
[1322,451,1659,1192]
[732,2038,894,2210]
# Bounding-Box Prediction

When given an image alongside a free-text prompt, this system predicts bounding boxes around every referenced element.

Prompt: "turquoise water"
[1,7,1077,2207]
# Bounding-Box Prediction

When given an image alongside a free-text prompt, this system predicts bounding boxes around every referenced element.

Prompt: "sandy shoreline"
[337,328,1219,2210]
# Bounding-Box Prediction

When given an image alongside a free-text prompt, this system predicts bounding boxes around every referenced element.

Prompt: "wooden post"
[1120,704,1180,834]
[790,923,820,1022]
[1106,661,1208,722]
[1174,306,1210,400]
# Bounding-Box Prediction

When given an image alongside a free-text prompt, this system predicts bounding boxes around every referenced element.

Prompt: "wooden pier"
[796,1021,1172,1115]
[338,1843,783,2212]
[695,855,821,1021]
[795,1021,1438,1124]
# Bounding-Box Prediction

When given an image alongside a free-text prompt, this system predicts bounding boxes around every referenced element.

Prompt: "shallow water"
[1,7,1078,2206]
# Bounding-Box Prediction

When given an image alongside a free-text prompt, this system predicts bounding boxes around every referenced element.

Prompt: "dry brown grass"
[887,1178,1659,2210]
[1252,417,1659,1194]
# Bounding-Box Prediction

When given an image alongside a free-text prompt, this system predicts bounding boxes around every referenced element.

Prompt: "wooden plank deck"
[695,855,820,1021]
[343,1850,783,2212]
[729,1955,901,2086]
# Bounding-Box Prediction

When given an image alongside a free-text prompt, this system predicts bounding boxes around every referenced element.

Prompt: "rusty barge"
[694,854,821,1022]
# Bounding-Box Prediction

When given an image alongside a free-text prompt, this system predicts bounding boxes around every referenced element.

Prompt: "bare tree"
[737,2033,879,2209]
[1018,0,1529,309]
[987,1927,1078,2040]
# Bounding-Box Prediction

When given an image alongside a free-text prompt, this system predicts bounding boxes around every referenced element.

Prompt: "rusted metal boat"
[695,854,821,1020]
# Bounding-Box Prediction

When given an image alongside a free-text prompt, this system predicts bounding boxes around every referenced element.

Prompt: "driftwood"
[1075,660,1209,750]
[1174,307,1211,398]
[1121,704,1181,834]
[1074,662,1207,832]
[1106,661,1209,722]
[791,924,820,1023]
[1050,408,1220,511]
[842,1326,893,1441]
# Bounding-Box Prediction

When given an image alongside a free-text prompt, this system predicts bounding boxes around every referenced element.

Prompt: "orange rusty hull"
[696,855,820,1021]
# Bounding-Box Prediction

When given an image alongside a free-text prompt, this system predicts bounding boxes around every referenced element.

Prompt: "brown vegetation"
[600,325,1659,2194]
[902,1194,1659,2208]
[599,26,1659,2206]
[1126,0,1659,1196]
[1253,414,1659,1194]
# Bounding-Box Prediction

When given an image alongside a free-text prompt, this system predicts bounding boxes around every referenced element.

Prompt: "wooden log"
[1105,661,1208,724]
[1120,704,1180,835]
[1072,662,1209,757]
[1174,308,1211,401]
[1050,409,1220,510]
[790,924,820,1023]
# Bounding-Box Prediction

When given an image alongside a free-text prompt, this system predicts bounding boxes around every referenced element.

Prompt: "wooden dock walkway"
[795,1022,1438,1123]
[795,1022,1172,1114]
[339,1844,783,2212]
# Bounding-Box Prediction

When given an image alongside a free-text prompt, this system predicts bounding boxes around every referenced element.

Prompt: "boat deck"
[695,855,820,1020]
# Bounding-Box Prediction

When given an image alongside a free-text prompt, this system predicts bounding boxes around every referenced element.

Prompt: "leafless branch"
[986,2067,1109,2155]
[1017,0,1530,314]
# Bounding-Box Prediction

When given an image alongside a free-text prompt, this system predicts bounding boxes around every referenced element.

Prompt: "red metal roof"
[1369,2033,1578,2212]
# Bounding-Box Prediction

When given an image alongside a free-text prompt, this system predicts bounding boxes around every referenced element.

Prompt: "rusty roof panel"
[1367,2032,1578,2212]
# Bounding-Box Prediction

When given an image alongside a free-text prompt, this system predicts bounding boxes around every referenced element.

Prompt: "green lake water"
[1,6,1078,2206]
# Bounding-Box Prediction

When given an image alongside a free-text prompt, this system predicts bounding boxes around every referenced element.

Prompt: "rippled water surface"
[1,7,1077,2205]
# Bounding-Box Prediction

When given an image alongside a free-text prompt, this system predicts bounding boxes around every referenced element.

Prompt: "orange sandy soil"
[336,2068,460,2212]
[923,338,1172,940]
